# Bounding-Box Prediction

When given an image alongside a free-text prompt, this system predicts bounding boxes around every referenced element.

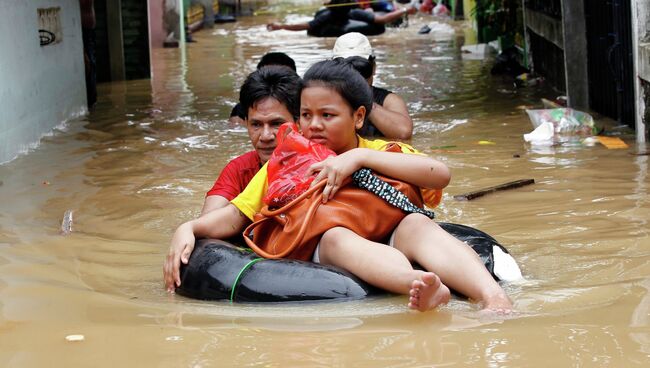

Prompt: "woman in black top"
[337,41,413,140]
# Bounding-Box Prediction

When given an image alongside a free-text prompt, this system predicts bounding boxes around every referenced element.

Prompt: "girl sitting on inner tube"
[165,59,512,313]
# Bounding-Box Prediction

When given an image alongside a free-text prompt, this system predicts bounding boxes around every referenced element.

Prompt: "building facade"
[0,0,87,164]
[522,0,648,142]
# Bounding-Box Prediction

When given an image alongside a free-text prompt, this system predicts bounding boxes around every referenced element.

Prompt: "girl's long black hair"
[302,58,373,116]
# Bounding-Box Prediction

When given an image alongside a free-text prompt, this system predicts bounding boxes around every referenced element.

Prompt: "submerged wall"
[0,0,86,164]
[634,0,649,141]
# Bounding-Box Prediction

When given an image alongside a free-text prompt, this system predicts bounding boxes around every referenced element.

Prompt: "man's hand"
[163,222,196,292]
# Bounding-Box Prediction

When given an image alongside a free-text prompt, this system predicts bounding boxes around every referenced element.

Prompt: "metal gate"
[585,0,635,127]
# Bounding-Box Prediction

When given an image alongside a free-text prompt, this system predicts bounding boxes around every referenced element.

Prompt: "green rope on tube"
[230,258,264,303]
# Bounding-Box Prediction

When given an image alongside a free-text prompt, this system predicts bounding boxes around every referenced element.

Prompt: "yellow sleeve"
[358,137,444,208]
[358,136,422,155]
[231,163,269,220]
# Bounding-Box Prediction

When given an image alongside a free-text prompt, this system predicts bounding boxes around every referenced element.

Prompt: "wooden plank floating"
[596,136,629,149]
[454,179,535,201]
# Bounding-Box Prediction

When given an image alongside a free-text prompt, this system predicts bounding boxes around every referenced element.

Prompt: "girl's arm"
[164,203,249,291]
[362,149,450,188]
[306,148,450,202]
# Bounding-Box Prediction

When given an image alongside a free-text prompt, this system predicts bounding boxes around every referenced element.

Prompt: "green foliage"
[472,0,521,37]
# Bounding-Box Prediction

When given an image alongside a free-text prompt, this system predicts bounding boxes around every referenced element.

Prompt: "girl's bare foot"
[480,290,513,314]
[408,272,450,312]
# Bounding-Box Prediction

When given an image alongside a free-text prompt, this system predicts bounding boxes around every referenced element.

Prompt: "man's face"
[246,97,294,163]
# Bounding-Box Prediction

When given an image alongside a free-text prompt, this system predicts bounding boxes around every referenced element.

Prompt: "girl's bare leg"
[318,227,450,311]
[392,214,512,311]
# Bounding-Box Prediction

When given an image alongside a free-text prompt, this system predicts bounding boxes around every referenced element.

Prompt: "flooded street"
[1,3,649,367]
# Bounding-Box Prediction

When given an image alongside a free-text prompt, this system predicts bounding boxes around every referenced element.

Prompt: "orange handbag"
[242,174,426,261]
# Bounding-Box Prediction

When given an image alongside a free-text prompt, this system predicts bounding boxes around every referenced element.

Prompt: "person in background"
[228,52,297,126]
[432,1,451,17]
[332,32,413,139]
[419,0,451,16]
[201,66,301,215]
[358,0,395,13]
[267,0,416,37]
[79,0,96,108]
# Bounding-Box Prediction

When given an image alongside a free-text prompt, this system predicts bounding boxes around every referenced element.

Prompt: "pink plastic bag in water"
[263,123,336,206]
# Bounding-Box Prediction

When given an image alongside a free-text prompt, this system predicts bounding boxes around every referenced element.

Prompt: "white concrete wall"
[633,0,649,142]
[636,1,650,82]
[638,0,650,42]
[0,0,86,164]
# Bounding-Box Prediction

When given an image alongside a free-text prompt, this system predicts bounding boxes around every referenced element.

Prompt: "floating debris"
[60,210,74,235]
[582,137,598,146]
[431,149,464,154]
[516,105,535,110]
[597,136,629,149]
[431,145,457,149]
[454,179,535,201]
[65,334,85,342]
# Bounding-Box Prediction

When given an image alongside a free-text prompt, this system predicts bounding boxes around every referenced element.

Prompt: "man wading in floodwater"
[200,66,302,215]
[267,0,417,37]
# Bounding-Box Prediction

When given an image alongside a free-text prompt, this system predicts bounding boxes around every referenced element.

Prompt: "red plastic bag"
[263,123,336,206]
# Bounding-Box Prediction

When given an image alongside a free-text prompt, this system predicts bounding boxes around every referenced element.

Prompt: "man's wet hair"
[239,65,302,120]
[342,56,373,80]
[257,52,297,71]
[303,58,372,116]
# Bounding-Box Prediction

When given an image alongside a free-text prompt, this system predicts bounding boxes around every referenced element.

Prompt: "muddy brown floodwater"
[1,4,649,367]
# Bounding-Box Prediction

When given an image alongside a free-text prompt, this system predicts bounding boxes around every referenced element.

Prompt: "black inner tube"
[177,222,515,303]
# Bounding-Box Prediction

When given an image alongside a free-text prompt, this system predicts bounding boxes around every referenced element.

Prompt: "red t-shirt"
[206,150,262,200]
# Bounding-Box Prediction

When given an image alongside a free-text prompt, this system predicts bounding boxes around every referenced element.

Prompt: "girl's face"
[299,85,365,154]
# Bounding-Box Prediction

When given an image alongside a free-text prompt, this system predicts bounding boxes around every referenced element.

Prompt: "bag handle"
[352,168,434,219]
[243,178,332,259]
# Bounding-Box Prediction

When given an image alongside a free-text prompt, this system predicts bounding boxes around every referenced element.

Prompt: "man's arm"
[267,22,310,31]
[165,204,249,291]
[372,6,417,24]
[200,195,230,216]
[368,93,413,139]
[202,151,259,215]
